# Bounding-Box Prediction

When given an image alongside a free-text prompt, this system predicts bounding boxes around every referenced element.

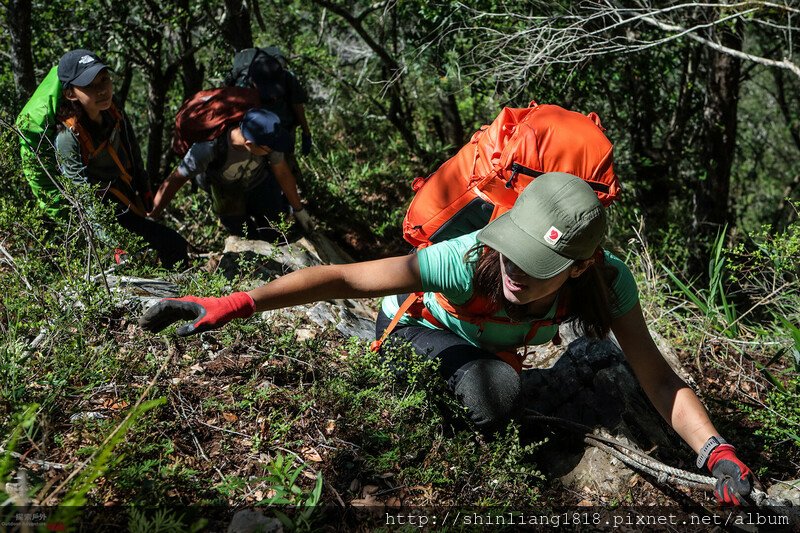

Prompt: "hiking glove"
[114,248,128,265]
[301,132,313,156]
[294,209,316,233]
[707,444,752,505]
[139,292,256,336]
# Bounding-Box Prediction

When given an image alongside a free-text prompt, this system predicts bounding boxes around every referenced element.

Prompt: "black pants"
[116,210,189,270]
[376,304,521,431]
[216,177,290,241]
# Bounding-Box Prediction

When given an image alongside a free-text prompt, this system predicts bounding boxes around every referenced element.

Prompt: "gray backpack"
[226,46,287,88]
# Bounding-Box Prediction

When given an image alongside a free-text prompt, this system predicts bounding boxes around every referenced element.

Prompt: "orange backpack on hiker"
[403,102,619,248]
[172,87,261,157]
[373,102,620,368]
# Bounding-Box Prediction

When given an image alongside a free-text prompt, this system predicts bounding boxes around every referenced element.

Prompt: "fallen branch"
[41,341,174,504]
[0,447,71,471]
[524,410,795,509]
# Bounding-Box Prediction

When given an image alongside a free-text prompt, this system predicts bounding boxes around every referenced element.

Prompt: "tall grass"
[662,226,739,337]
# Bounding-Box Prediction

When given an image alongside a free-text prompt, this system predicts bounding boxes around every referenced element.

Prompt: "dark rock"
[227,509,282,533]
[522,334,680,494]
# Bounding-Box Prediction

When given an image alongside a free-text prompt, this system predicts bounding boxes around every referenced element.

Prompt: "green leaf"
[755,361,788,393]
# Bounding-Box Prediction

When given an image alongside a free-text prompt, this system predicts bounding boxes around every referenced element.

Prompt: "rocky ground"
[16,232,795,532]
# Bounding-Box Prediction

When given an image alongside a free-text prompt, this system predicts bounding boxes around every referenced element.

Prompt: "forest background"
[0,0,798,528]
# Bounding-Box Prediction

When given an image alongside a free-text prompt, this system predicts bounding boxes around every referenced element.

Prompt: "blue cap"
[240,108,292,152]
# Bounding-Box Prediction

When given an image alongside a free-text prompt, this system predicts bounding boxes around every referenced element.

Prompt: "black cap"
[57,49,110,88]
[248,53,286,101]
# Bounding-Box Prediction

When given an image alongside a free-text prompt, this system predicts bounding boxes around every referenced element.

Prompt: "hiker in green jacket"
[140,173,754,506]
[26,49,189,269]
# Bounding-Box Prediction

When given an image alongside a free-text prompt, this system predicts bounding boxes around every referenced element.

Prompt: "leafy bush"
[742,374,800,450]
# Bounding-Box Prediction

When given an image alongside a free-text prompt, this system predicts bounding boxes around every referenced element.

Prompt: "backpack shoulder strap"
[370,293,424,352]
[62,103,127,164]
[107,103,124,123]
[63,108,146,217]
[207,133,230,173]
[62,115,95,166]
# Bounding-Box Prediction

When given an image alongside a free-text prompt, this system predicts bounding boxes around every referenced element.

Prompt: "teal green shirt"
[380,231,639,352]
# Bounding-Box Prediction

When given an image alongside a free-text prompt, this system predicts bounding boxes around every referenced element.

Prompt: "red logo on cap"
[544,226,562,245]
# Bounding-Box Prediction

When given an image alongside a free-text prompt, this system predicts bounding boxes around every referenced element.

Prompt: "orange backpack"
[373,102,620,368]
[403,102,619,248]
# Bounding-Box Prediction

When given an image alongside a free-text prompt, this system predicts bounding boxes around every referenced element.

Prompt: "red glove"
[139,292,255,336]
[707,444,753,505]
[114,248,128,265]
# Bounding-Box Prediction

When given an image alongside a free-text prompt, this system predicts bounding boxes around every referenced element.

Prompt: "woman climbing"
[139,172,753,505]
[54,49,189,269]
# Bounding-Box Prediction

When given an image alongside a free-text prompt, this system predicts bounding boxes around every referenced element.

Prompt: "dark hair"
[55,94,84,132]
[468,245,618,338]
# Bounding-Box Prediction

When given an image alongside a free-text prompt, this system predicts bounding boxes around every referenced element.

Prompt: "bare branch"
[312,0,401,72]
[1,118,111,293]
[443,0,800,88]
[639,12,800,78]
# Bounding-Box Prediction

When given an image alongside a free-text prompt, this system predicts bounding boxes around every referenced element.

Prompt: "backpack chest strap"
[435,291,570,343]
[63,106,126,164]
[62,107,145,217]
[371,290,571,361]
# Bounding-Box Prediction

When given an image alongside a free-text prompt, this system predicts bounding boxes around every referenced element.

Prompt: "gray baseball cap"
[477,172,607,278]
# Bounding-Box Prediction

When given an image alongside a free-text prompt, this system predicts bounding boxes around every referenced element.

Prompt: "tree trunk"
[628,46,700,236]
[438,91,464,153]
[116,62,134,110]
[7,0,36,102]
[625,56,672,233]
[173,0,204,101]
[690,21,743,277]
[221,0,253,51]
[385,78,419,157]
[145,63,182,180]
[178,33,204,101]
[146,71,168,181]
[770,69,800,230]
[179,55,204,103]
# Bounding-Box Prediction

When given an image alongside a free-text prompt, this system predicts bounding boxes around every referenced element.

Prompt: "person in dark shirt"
[54,49,189,269]
[150,108,315,239]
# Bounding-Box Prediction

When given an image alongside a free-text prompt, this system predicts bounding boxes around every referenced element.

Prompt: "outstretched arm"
[293,104,313,156]
[149,169,190,218]
[140,254,422,335]
[271,159,303,211]
[612,302,754,505]
[248,254,422,311]
[611,301,718,452]
[292,103,311,138]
